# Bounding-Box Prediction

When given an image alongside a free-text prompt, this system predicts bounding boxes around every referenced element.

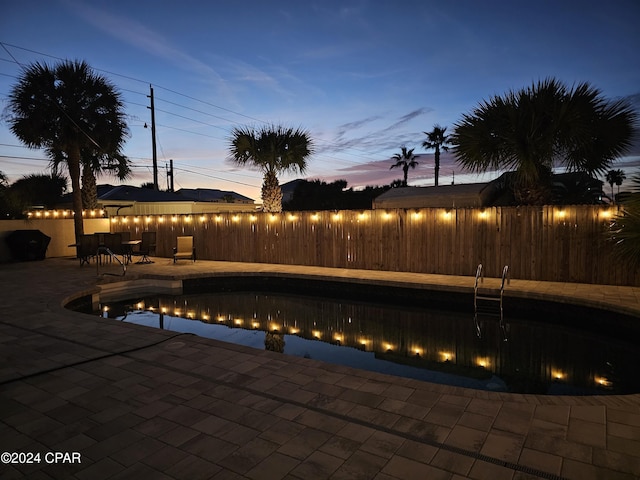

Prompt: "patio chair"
[77,234,99,265]
[173,236,196,263]
[102,233,123,263]
[134,231,156,264]
[116,231,131,242]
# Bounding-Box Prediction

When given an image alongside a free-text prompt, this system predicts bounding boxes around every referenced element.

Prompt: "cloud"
[220,58,287,96]
[398,108,432,125]
[320,108,432,156]
[376,108,433,136]
[334,115,381,139]
[316,151,463,189]
[65,0,229,90]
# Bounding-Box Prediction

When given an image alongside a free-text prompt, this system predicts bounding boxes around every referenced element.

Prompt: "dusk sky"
[1,1,639,201]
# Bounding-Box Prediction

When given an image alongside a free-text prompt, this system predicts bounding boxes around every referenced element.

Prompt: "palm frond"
[610,173,640,268]
[451,77,637,204]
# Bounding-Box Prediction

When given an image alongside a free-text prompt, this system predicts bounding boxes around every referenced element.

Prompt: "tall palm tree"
[422,124,451,187]
[451,78,637,204]
[6,60,129,240]
[605,169,626,204]
[228,124,314,212]
[390,147,418,187]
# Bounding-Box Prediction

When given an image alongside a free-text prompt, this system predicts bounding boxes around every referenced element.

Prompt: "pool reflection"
[101,292,639,395]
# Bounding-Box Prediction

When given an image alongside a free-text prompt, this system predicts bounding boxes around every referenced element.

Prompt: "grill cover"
[5,229,51,261]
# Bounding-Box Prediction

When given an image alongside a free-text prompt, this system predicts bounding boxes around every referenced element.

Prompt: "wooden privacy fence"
[110,206,639,286]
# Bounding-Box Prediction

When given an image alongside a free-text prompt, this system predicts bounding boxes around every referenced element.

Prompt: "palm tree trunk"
[434,147,440,187]
[610,183,615,204]
[81,165,98,209]
[262,171,283,213]
[68,144,84,241]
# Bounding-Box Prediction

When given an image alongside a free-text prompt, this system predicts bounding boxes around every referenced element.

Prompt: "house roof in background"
[94,185,255,203]
[175,188,254,203]
[373,183,490,209]
[99,185,188,202]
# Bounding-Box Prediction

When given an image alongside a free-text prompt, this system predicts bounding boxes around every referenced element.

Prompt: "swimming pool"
[94,276,640,395]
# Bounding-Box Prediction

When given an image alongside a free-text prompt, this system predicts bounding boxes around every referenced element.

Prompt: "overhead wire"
[0,41,406,190]
[0,42,103,151]
[0,44,381,171]
[0,41,389,162]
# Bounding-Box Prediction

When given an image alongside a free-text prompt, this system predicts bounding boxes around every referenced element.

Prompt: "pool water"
[98,289,640,395]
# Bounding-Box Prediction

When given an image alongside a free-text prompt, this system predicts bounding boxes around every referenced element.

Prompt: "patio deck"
[1,257,639,479]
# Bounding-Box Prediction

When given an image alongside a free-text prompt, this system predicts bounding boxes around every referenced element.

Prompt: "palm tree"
[605,169,626,204]
[451,78,637,204]
[390,147,418,187]
[610,172,640,268]
[6,60,129,240]
[422,125,451,187]
[228,124,314,212]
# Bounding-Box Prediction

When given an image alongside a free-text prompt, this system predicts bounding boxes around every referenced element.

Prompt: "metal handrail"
[500,265,510,292]
[474,263,509,317]
[474,263,484,290]
[474,263,510,341]
[96,246,126,277]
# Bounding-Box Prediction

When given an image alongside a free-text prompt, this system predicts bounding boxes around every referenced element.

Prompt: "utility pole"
[147,85,159,190]
[170,159,174,192]
[166,159,174,192]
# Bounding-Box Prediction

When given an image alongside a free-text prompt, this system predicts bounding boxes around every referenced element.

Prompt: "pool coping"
[96,261,640,319]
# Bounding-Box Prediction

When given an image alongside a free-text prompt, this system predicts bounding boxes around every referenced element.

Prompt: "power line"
[0,42,267,125]
[0,154,50,162]
[154,107,229,133]
[156,97,250,126]
[172,165,260,189]
[0,42,103,150]
[0,41,381,163]
[0,41,407,187]
[155,123,225,140]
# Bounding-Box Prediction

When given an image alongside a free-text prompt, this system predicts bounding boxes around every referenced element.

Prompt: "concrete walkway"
[1,257,639,480]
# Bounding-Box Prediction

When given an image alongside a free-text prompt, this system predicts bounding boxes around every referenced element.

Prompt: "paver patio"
[1,257,639,479]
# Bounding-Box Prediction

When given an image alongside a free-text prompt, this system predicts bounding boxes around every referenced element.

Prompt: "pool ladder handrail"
[474,264,509,318]
[96,246,126,277]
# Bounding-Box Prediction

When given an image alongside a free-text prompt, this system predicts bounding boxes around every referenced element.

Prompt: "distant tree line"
[0,172,67,219]
[283,179,390,211]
